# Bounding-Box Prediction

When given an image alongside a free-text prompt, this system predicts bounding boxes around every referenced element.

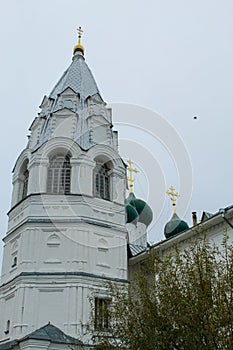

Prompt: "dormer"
[50,108,77,139]
[87,93,104,105]
[39,95,54,116]
[54,87,80,112]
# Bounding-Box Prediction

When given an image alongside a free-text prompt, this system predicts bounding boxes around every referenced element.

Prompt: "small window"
[94,298,110,330]
[63,99,73,109]
[11,256,17,268]
[94,163,110,200]
[4,320,10,335]
[47,155,71,194]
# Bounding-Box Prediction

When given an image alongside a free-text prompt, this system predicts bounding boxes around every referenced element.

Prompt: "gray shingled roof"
[49,51,100,99]
[0,323,83,349]
[0,340,18,350]
[128,244,147,257]
[201,211,213,222]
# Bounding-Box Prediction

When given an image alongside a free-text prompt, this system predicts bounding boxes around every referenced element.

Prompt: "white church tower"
[0,29,129,348]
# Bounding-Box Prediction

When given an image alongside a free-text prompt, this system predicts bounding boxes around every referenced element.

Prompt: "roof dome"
[125,193,153,227]
[164,213,189,239]
[126,203,139,224]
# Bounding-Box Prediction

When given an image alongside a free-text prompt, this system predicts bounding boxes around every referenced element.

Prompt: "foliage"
[94,235,233,349]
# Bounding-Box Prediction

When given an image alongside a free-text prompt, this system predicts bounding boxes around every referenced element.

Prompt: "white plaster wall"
[0,276,127,342]
[1,221,127,283]
[1,86,128,346]
[126,222,147,247]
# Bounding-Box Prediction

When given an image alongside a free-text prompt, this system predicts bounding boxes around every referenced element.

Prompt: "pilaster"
[71,156,95,196]
[109,168,126,205]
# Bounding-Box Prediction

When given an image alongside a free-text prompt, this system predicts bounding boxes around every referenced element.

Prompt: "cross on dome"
[127,160,139,193]
[73,26,85,55]
[77,26,83,44]
[166,186,180,213]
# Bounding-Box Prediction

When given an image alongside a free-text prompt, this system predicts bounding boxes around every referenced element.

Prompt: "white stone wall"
[129,208,233,281]
[0,49,130,346]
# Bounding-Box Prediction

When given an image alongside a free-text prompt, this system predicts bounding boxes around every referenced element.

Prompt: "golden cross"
[166,186,180,213]
[77,26,83,45]
[127,160,139,193]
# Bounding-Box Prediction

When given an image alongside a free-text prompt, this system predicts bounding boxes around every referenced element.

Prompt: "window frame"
[47,154,71,194]
[94,297,111,331]
[93,163,110,201]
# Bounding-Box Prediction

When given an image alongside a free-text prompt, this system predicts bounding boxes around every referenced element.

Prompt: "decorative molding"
[43,259,62,264]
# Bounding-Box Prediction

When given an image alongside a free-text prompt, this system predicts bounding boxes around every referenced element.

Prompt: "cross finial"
[73,26,85,55]
[166,186,180,213]
[127,160,139,193]
[77,26,83,45]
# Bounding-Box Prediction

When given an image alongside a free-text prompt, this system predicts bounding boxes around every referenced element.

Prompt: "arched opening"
[19,159,29,201]
[47,154,71,194]
[93,159,112,200]
[22,169,29,199]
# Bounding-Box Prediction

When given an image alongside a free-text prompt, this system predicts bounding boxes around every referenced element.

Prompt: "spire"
[35,28,108,151]
[49,26,100,100]
[127,160,139,193]
[73,26,85,55]
[166,186,180,214]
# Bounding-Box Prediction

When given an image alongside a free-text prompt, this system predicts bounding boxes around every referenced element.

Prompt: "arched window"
[22,169,29,199]
[18,160,29,201]
[94,163,110,200]
[47,155,71,194]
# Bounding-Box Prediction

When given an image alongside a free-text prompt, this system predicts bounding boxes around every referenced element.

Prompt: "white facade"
[0,47,129,347]
[129,206,233,281]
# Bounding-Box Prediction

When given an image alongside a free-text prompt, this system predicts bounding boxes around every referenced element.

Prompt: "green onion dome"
[164,213,189,239]
[125,193,153,227]
[125,203,139,224]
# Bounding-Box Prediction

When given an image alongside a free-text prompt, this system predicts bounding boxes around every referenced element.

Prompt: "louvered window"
[47,155,71,194]
[94,164,110,200]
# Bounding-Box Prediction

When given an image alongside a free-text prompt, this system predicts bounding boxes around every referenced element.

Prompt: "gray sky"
[0,0,233,262]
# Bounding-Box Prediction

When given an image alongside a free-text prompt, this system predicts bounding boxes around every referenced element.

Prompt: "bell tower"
[0,29,128,345]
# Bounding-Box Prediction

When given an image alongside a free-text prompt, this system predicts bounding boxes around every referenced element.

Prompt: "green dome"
[164,213,189,239]
[126,203,139,224]
[125,193,153,227]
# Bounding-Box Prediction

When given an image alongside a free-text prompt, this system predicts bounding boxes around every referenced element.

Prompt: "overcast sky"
[0,0,233,262]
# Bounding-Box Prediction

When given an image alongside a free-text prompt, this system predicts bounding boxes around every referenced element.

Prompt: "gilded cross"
[127,160,139,193]
[166,186,180,213]
[77,26,83,45]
